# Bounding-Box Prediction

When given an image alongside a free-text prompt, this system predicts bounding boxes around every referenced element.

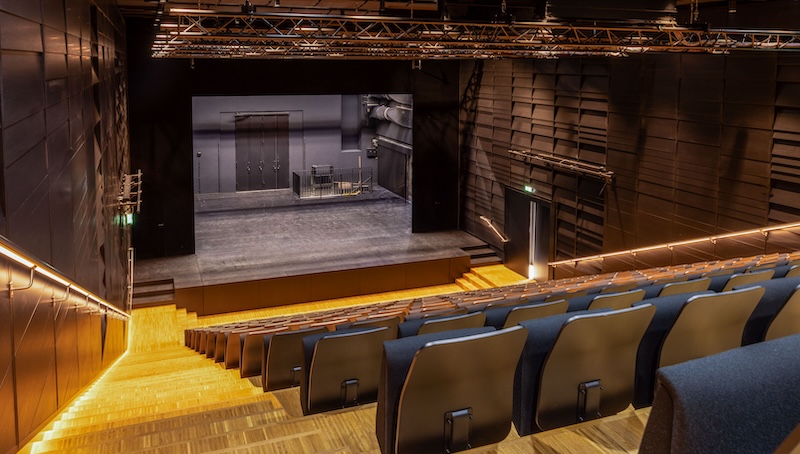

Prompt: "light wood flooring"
[21,265,649,454]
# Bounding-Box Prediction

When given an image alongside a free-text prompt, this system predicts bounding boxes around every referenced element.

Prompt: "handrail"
[549,221,800,268]
[0,235,130,319]
[479,215,509,243]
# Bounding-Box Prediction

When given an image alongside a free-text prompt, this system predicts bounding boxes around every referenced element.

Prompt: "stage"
[133,188,488,315]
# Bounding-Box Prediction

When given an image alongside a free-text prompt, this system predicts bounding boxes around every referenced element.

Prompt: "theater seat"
[300,326,395,415]
[765,284,800,341]
[599,281,639,294]
[397,311,486,337]
[657,277,710,297]
[640,334,800,454]
[376,326,526,454]
[586,289,646,310]
[483,300,567,329]
[261,326,329,391]
[631,291,714,408]
[503,300,569,328]
[513,305,655,436]
[721,269,774,292]
[658,286,764,370]
[337,315,402,339]
[735,276,800,345]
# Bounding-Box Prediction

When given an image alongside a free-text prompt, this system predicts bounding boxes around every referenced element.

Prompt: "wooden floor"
[21,265,650,454]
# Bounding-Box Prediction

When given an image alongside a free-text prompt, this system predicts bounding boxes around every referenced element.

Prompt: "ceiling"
[118,1,800,59]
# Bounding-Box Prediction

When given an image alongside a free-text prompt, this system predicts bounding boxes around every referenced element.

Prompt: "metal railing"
[549,222,800,279]
[0,235,130,319]
[293,166,373,199]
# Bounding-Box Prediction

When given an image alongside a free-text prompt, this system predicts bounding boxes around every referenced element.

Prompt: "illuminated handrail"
[480,215,509,243]
[0,235,130,319]
[549,221,800,268]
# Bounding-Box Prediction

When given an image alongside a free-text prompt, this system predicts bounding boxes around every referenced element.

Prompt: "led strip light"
[549,221,800,268]
[0,238,130,319]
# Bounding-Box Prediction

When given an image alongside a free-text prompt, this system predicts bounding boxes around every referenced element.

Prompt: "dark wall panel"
[0,3,130,450]
[10,266,58,443]
[55,300,80,406]
[0,266,17,454]
[460,59,607,262]
[460,52,799,272]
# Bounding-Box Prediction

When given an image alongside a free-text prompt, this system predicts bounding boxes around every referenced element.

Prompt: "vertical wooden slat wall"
[460,54,800,275]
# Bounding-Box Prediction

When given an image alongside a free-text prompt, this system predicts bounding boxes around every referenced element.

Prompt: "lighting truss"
[152,9,800,59]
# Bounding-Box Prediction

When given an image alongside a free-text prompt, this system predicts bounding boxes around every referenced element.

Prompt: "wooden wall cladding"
[607,54,777,257]
[771,55,800,224]
[0,1,129,307]
[460,59,608,261]
[461,53,800,271]
[1,258,126,454]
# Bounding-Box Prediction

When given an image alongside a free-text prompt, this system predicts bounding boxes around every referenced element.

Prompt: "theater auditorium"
[1,0,800,453]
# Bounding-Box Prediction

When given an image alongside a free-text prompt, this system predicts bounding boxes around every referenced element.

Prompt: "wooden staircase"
[456,264,528,291]
[26,306,381,454]
[132,278,176,307]
[462,244,503,267]
[22,286,648,454]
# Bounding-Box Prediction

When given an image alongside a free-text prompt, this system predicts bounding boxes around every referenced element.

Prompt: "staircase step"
[463,272,493,290]
[470,255,503,266]
[37,402,288,453]
[51,394,279,437]
[133,279,174,296]
[465,247,499,259]
[471,265,528,287]
[455,278,478,291]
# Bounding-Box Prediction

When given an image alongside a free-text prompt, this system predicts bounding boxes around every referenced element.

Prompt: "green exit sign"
[524,185,535,193]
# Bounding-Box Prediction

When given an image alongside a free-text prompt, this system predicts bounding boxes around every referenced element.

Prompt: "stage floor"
[134,188,485,289]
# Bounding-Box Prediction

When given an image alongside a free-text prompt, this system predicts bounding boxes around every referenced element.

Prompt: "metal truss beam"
[152,10,800,59]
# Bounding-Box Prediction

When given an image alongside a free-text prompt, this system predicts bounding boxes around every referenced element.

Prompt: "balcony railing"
[293,166,373,199]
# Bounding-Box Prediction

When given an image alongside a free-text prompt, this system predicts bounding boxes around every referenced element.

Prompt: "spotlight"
[241,0,255,15]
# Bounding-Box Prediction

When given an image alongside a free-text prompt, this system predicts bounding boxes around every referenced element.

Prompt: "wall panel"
[461,52,798,273]
[0,1,130,450]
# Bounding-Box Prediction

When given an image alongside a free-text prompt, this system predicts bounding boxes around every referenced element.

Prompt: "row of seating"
[184,253,800,382]
[181,251,800,453]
